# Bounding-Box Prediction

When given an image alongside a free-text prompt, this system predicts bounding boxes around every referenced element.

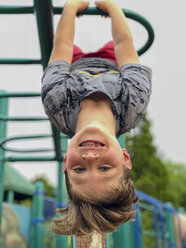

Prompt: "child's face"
[63,125,131,198]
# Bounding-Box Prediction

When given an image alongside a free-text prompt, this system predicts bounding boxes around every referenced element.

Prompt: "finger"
[95,1,100,7]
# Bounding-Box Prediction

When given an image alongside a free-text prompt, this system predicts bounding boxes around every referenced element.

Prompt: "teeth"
[80,142,104,147]
[82,142,95,146]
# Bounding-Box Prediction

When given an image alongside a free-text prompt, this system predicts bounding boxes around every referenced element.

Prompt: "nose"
[81,151,101,161]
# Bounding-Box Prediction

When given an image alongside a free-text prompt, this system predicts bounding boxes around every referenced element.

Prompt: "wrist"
[107,3,123,16]
[63,3,77,16]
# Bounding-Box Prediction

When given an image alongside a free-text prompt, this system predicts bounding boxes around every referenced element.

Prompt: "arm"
[95,0,140,68]
[48,0,89,65]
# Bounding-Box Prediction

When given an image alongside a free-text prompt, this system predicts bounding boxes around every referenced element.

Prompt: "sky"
[0,0,186,186]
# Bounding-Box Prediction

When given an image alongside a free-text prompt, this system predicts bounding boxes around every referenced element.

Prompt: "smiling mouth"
[79,140,105,147]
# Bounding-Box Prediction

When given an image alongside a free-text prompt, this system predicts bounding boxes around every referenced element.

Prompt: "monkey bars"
[0,1,155,247]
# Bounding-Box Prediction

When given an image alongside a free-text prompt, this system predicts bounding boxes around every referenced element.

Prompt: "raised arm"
[48,0,89,65]
[95,0,140,68]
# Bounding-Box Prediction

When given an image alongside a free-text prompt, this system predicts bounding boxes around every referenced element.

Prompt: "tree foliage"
[164,160,186,208]
[125,114,185,206]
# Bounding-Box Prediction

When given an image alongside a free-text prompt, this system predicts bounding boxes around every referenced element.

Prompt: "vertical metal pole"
[34,2,66,245]
[133,203,141,248]
[30,191,37,248]
[34,0,54,70]
[118,134,125,148]
[32,182,44,248]
[165,203,176,247]
[34,0,62,160]
[107,233,110,248]
[72,235,76,248]
[6,190,14,204]
[113,222,131,248]
[56,136,68,209]
[113,134,132,248]
[56,161,68,248]
[55,135,68,247]
[159,207,166,248]
[178,207,185,248]
[138,210,143,248]
[153,206,159,248]
[0,90,8,246]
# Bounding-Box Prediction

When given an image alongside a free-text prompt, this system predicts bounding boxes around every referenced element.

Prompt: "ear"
[122,148,132,170]
[63,153,67,173]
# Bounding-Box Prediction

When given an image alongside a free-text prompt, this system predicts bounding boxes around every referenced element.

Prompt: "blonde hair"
[51,168,138,236]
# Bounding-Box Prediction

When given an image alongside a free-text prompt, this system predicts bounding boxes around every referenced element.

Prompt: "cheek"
[66,150,81,168]
[103,151,116,163]
[104,149,123,164]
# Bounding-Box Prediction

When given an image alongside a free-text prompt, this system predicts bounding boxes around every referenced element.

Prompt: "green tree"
[31,174,56,197]
[164,160,186,209]
[125,115,170,201]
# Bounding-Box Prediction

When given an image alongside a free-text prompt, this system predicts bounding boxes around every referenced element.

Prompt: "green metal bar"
[113,222,131,248]
[6,190,14,204]
[53,6,107,15]
[34,0,62,162]
[124,9,154,56]
[138,211,144,248]
[32,182,44,248]
[113,134,132,248]
[0,134,51,148]
[56,162,68,248]
[0,58,41,64]
[0,5,34,14]
[60,134,70,156]
[165,202,176,247]
[34,0,54,70]
[56,137,68,206]
[0,115,47,121]
[0,90,8,247]
[56,135,68,247]
[0,133,68,157]
[1,156,59,162]
[1,147,53,154]
[0,133,53,153]
[30,185,37,248]
[118,134,125,148]
[139,202,154,211]
[53,6,154,56]
[51,124,63,161]
[0,92,40,98]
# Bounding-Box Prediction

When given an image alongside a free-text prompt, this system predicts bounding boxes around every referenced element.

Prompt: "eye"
[99,167,111,172]
[73,168,85,173]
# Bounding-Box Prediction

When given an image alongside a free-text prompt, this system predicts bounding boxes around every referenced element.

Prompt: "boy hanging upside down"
[41,0,152,236]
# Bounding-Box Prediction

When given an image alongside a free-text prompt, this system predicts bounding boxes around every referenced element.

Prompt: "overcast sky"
[0,0,186,186]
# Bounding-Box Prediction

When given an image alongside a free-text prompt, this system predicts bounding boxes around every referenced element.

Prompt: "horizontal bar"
[0,115,48,121]
[139,202,154,211]
[0,92,40,98]
[136,191,177,213]
[0,134,51,144]
[53,6,154,56]
[0,58,41,64]
[0,134,52,152]
[53,6,108,15]
[0,5,34,14]
[0,156,60,162]
[2,147,53,153]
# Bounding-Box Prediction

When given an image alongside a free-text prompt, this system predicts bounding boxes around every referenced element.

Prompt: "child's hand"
[64,0,90,14]
[95,0,118,14]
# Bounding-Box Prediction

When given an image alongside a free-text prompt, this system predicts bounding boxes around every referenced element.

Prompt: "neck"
[76,93,116,136]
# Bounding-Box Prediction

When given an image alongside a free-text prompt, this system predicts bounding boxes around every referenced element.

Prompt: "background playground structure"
[0,0,186,247]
